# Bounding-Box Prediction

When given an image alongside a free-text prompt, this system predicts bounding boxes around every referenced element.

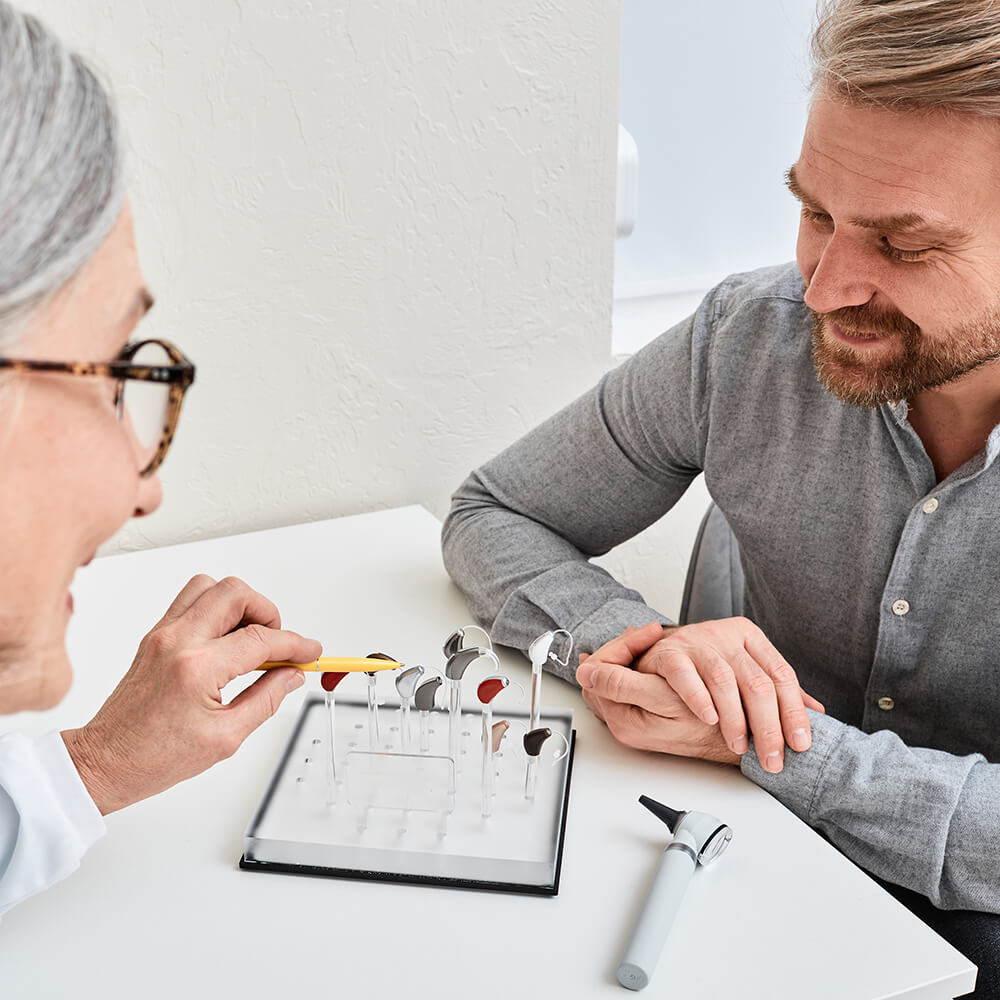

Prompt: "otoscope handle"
[617,840,697,991]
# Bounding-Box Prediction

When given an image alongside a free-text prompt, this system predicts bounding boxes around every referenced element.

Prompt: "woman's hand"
[62,575,321,814]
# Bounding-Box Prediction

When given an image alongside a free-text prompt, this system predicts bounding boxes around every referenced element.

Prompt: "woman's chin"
[34,664,73,710]
[0,648,73,714]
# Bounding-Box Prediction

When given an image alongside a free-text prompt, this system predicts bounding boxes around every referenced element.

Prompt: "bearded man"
[443,0,1000,993]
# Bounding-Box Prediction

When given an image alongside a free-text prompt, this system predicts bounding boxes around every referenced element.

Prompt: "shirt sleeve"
[442,290,718,679]
[0,731,106,917]
[741,710,1000,912]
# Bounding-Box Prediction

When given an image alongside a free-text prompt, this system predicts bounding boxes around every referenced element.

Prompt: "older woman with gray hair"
[0,3,319,913]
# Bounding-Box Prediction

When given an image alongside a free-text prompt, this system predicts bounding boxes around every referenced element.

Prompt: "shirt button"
[878,696,895,711]
[891,599,910,616]
[922,498,939,514]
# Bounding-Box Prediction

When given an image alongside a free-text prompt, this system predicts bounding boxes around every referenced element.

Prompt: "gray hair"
[0,2,124,350]
[812,0,1000,115]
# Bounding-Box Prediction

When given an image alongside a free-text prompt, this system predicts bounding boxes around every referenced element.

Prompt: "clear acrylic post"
[366,671,380,748]
[320,671,348,805]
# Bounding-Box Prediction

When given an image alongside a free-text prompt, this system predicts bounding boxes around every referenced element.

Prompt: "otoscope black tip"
[639,794,683,833]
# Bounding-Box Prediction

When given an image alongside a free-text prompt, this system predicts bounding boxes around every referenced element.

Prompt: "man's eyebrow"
[785,164,818,210]
[784,163,971,243]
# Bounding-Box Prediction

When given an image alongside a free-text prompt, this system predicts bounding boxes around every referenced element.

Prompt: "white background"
[24,0,815,622]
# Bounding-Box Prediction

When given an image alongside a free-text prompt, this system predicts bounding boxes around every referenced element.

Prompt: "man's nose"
[803,232,877,315]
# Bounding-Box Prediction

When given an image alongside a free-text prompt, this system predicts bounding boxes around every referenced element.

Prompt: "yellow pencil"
[259,656,404,673]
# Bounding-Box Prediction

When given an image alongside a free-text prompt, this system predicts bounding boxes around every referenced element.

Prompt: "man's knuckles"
[743,670,776,699]
[590,663,636,703]
[767,661,799,688]
[705,662,739,689]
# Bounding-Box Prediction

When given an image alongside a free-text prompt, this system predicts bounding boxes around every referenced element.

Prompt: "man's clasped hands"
[575,620,825,773]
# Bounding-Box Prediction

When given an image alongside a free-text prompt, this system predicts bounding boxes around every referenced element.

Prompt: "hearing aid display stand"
[240,694,576,895]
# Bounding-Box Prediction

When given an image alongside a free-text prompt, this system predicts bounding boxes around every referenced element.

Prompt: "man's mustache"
[810,302,920,340]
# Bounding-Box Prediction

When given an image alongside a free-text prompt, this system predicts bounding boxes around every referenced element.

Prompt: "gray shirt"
[442,262,1000,913]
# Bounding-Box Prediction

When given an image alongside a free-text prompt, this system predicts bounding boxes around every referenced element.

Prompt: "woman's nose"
[134,469,163,518]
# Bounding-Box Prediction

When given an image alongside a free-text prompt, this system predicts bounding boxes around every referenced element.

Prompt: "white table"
[1,507,977,999]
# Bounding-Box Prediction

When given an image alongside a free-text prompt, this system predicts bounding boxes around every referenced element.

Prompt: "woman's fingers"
[153,574,217,627]
[214,624,322,687]
[67,576,322,815]
[225,668,306,745]
[174,576,283,640]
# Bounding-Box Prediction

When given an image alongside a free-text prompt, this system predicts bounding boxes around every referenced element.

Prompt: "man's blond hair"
[813,0,1000,114]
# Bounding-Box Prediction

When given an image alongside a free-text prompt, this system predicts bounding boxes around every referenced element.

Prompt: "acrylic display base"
[240,694,576,896]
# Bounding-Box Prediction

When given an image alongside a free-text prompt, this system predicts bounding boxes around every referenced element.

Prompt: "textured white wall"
[22,0,709,621]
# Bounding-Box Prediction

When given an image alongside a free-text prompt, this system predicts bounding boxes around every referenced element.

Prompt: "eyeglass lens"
[120,341,172,466]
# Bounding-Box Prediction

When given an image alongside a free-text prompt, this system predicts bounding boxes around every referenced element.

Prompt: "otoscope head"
[638,795,732,867]
[638,795,683,833]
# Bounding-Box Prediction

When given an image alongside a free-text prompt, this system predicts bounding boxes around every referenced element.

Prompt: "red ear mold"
[477,677,507,704]
[321,671,348,692]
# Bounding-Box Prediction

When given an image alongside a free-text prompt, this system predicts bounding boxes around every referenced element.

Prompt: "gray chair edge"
[679,502,745,626]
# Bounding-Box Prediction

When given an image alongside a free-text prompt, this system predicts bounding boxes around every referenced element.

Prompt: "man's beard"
[809,295,1000,408]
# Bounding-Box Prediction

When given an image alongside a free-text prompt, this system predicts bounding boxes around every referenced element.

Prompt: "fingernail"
[790,728,809,752]
[765,750,783,772]
[702,708,719,725]
[731,735,748,754]
[577,661,596,688]
[286,670,305,692]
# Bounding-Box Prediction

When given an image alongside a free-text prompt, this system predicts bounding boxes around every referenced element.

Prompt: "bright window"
[613,1,816,354]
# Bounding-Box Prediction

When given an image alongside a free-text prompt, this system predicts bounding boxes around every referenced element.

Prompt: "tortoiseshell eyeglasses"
[0,338,195,477]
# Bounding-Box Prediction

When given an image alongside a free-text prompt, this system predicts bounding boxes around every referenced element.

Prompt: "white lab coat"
[0,731,106,916]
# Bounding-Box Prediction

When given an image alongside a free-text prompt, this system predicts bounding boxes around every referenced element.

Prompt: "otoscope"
[617,796,733,992]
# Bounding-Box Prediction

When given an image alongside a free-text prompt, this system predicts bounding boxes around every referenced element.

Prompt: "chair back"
[679,503,744,625]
